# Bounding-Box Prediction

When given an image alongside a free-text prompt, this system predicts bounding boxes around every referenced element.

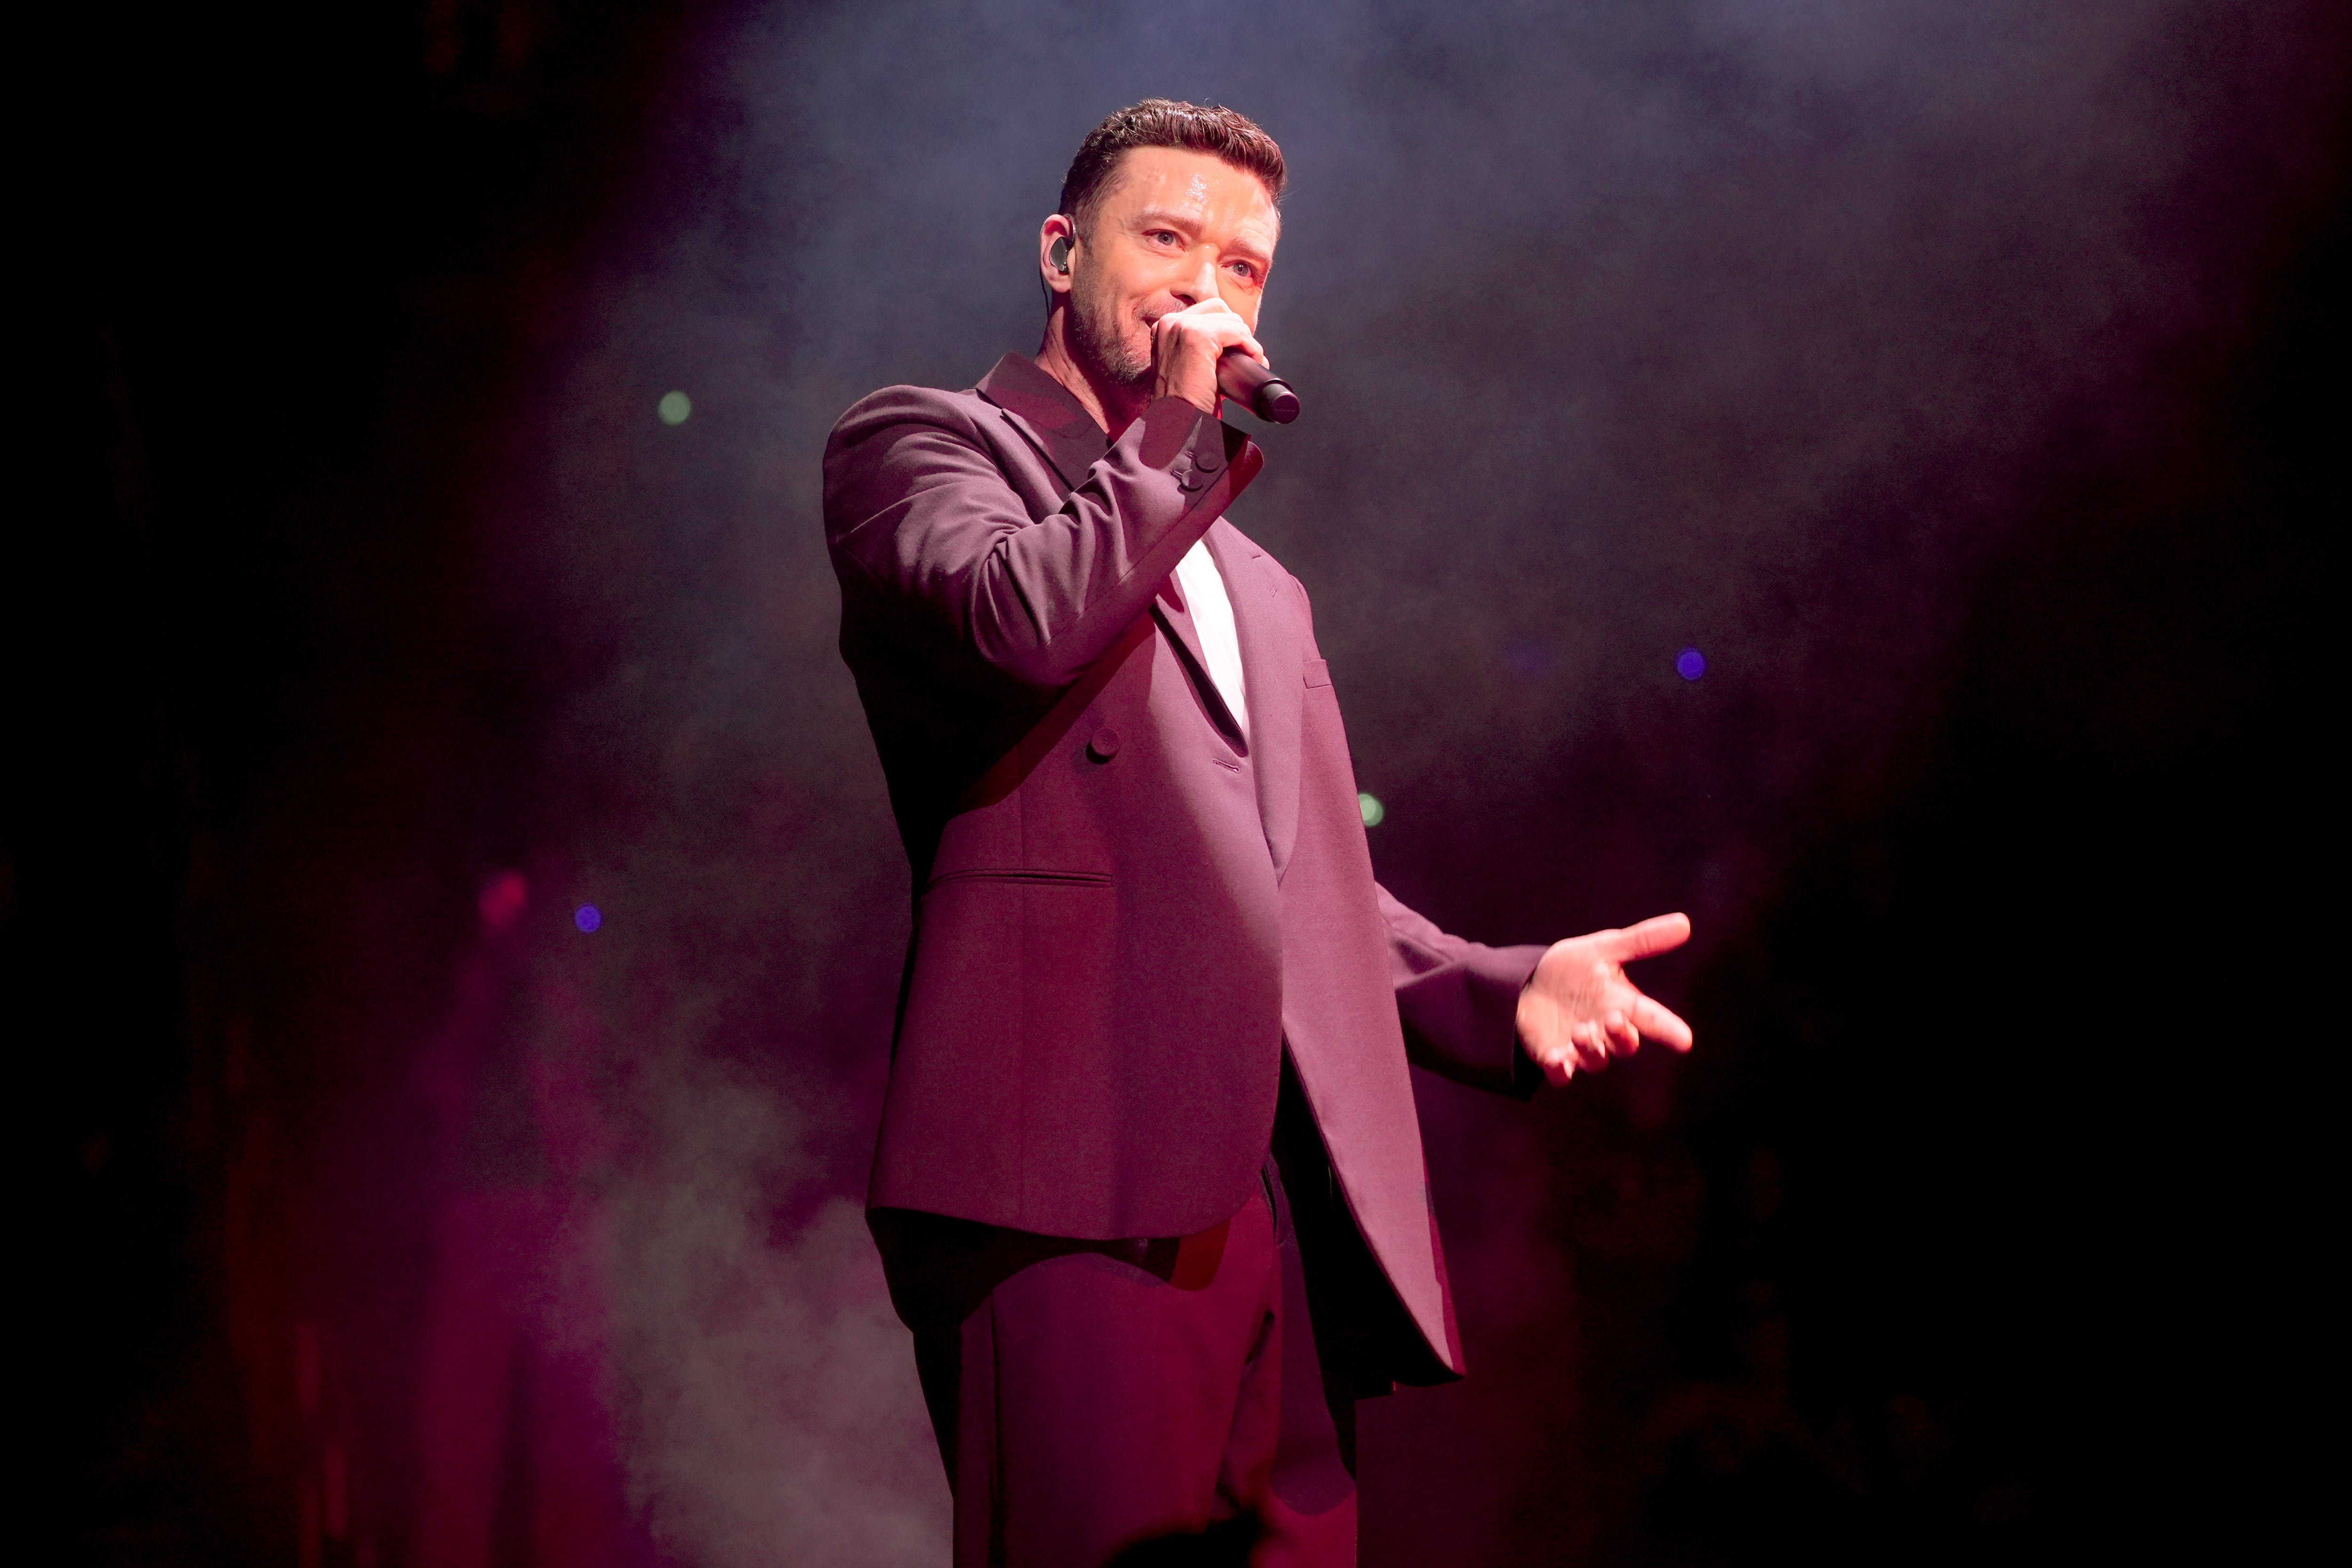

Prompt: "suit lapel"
[1209,519,1302,880]
[974,358,1289,863]
[1148,582,1229,742]
[976,352,1108,492]
[974,357,1256,748]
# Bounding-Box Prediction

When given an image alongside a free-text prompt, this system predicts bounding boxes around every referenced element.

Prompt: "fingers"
[1595,912,1691,964]
[1527,1021,1609,1082]
[1155,299,1266,364]
[1561,985,1690,1057]
[1585,1003,1661,1061]
[1519,946,1697,1090]
[1150,302,1266,413]
[1604,1008,1640,1056]
[1630,994,1694,1052]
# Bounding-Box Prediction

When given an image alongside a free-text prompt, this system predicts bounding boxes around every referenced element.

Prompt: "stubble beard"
[1067,283,1153,393]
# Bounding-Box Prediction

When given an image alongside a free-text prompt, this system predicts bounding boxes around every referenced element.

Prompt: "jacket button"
[1086,727,1121,762]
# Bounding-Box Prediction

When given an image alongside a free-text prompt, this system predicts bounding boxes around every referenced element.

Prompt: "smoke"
[487,0,2341,1558]
[607,1056,945,1565]
[521,783,941,1560]
[554,0,2339,899]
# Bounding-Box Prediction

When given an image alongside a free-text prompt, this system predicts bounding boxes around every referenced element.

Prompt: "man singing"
[823,99,1693,1567]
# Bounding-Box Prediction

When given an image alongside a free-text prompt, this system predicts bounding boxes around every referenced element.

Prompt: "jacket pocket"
[1302,658,1332,689]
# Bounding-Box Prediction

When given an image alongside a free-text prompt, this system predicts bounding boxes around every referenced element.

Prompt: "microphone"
[1217,350,1301,424]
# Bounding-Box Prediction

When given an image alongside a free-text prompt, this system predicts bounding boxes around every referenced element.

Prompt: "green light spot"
[1358,792,1385,828]
[657,390,693,425]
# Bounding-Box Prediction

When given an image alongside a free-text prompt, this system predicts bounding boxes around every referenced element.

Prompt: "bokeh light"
[1358,792,1386,828]
[477,869,528,933]
[1677,646,1708,681]
[656,390,692,425]
[574,903,603,932]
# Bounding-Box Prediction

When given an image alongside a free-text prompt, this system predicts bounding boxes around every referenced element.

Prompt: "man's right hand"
[1149,299,1266,416]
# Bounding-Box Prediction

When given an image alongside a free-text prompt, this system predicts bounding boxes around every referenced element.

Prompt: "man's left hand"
[1516,913,1694,1085]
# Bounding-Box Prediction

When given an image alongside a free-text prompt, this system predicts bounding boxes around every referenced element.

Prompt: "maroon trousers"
[880,1156,1359,1568]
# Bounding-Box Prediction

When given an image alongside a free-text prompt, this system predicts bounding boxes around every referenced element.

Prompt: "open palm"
[1515,913,1694,1084]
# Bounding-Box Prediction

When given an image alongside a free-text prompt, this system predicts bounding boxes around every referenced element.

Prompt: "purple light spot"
[1676,647,1707,682]
[574,904,603,933]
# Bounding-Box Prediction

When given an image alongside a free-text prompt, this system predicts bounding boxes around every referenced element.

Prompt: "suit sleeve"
[823,385,1261,691]
[1377,883,1549,1098]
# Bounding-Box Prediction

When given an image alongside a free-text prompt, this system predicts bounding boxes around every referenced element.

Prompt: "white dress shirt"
[1173,537,1249,743]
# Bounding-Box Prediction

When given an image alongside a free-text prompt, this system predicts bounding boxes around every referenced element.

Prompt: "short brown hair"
[1057,99,1287,234]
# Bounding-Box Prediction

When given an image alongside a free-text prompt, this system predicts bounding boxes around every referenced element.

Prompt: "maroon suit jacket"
[824,352,1543,1378]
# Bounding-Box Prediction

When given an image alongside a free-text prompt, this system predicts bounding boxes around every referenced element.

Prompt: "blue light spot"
[1358,792,1386,828]
[574,904,603,933]
[1676,647,1707,682]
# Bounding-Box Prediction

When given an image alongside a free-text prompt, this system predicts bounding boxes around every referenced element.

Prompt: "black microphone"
[1217,350,1300,424]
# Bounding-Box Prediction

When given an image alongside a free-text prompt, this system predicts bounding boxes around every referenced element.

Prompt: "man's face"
[1059,147,1279,386]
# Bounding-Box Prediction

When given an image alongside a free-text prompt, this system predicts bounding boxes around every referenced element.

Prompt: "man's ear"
[1038,214,1077,295]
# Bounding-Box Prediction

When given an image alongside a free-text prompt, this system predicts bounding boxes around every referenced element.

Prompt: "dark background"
[31,0,2343,1563]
